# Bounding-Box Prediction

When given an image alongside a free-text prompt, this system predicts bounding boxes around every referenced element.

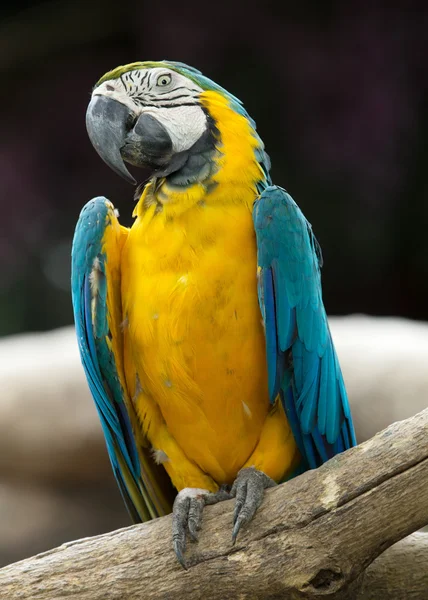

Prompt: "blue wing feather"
[260,268,282,401]
[253,186,356,471]
[72,197,173,521]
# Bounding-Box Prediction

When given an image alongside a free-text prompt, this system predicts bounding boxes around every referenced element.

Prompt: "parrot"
[71,60,356,568]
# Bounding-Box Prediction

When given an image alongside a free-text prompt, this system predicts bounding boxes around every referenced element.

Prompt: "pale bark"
[361,533,428,600]
[1,408,427,600]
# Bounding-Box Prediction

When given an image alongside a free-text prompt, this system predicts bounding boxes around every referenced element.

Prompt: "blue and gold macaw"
[71,61,356,567]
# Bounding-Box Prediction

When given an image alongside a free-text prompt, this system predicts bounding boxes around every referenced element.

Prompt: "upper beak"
[86,95,136,185]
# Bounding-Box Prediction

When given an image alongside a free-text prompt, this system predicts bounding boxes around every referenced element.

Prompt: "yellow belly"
[121,200,272,485]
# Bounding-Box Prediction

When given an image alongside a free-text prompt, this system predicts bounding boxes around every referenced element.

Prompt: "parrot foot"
[230,467,276,543]
[172,486,231,569]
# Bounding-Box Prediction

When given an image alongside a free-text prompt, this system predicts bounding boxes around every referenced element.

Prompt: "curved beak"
[86,95,136,185]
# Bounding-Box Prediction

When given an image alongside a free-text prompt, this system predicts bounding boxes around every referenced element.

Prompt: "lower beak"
[86,95,136,184]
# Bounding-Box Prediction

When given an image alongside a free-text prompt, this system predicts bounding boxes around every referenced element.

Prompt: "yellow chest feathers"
[121,199,267,382]
[119,90,271,483]
[121,200,270,484]
[121,88,268,387]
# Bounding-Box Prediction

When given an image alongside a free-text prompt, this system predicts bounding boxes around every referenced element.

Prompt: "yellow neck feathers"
[133,91,265,220]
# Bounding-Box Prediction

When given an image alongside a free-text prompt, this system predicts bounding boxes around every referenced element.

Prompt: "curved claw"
[172,486,231,569]
[230,467,276,543]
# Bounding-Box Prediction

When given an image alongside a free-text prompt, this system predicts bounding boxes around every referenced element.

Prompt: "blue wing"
[253,185,356,471]
[71,197,173,521]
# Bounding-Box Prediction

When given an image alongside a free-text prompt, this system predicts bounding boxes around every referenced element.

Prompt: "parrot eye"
[157,73,172,87]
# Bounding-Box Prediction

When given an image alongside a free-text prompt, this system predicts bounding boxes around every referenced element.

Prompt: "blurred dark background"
[1,1,427,337]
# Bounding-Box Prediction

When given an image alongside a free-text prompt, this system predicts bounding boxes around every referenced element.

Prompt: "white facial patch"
[93,67,208,153]
[140,105,207,153]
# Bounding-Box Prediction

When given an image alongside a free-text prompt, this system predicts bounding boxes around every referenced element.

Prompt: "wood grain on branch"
[1,408,428,600]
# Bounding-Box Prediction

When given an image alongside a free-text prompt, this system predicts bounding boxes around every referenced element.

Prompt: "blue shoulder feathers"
[71,197,144,518]
[253,186,356,471]
[71,197,173,521]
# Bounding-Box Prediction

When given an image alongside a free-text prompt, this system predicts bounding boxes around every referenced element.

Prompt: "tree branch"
[1,408,428,600]
[360,533,428,599]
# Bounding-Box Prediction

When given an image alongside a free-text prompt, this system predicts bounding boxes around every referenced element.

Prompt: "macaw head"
[86,60,268,186]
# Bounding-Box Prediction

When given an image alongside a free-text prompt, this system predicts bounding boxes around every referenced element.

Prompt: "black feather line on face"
[147,71,154,92]
[135,94,198,103]
[132,100,199,109]
[140,71,149,86]
[120,74,127,91]
[157,86,201,96]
